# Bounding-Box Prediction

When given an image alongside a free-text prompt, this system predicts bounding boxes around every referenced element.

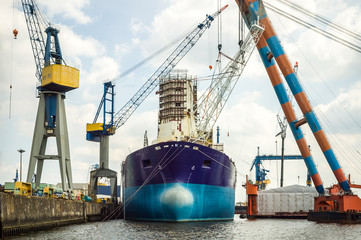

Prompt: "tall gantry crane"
[250,149,304,190]
[21,0,79,192]
[86,6,228,202]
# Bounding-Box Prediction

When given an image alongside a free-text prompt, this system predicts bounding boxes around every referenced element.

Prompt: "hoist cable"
[264,2,361,54]
[108,23,197,84]
[10,0,16,119]
[273,10,361,175]
[274,0,361,42]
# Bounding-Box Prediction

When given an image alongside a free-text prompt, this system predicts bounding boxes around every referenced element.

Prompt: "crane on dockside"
[21,0,79,192]
[86,5,229,202]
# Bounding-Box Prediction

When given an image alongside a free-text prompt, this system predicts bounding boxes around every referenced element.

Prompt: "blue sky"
[1,0,361,201]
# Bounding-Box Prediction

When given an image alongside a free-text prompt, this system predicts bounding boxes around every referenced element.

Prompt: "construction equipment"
[250,147,305,190]
[43,187,55,198]
[235,0,361,217]
[86,6,228,203]
[194,21,264,144]
[14,182,32,196]
[276,114,287,187]
[21,0,79,192]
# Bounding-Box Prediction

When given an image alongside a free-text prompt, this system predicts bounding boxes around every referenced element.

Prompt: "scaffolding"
[158,70,196,124]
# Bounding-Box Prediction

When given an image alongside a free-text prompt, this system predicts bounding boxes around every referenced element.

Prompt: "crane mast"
[194,22,264,144]
[86,6,228,202]
[235,0,351,194]
[22,0,79,192]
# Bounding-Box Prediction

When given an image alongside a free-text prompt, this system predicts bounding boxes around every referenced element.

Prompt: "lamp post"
[18,149,25,182]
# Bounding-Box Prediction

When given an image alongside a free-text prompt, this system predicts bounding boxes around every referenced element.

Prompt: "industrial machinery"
[236,0,361,219]
[86,6,228,203]
[43,187,55,198]
[21,0,79,192]
[194,22,264,144]
[250,147,307,190]
[14,182,32,196]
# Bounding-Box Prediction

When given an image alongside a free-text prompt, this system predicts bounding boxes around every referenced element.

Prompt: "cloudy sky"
[0,0,360,201]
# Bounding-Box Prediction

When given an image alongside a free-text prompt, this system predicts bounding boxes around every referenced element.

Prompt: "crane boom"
[195,22,264,144]
[235,0,351,194]
[21,0,46,82]
[112,5,228,129]
[87,5,229,142]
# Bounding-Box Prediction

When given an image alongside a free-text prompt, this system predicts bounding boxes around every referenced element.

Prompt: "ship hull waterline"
[122,141,236,222]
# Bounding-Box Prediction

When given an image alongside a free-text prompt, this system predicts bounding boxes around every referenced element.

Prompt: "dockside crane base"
[22,0,79,192]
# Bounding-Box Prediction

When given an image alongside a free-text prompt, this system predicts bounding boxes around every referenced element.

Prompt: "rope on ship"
[195,148,232,170]
[105,146,185,220]
[102,143,236,220]
[101,145,188,220]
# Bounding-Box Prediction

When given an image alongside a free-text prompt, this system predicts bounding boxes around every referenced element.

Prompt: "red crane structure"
[236,0,361,222]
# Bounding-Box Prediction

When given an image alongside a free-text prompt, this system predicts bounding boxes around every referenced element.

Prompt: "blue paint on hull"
[124,183,235,221]
[122,141,236,222]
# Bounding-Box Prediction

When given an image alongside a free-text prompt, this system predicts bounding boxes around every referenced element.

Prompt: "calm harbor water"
[9,215,361,240]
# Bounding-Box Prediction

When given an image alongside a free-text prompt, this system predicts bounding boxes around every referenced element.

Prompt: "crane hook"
[13,29,18,39]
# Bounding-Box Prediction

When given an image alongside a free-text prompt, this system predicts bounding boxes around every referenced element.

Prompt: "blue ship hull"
[122,141,236,222]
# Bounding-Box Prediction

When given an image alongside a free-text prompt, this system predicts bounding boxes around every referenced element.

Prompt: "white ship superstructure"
[155,70,198,143]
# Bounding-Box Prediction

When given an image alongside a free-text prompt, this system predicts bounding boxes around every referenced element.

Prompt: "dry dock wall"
[0,192,114,238]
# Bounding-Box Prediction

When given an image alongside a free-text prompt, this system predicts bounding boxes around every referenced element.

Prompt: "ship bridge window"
[202,160,212,168]
[142,159,152,168]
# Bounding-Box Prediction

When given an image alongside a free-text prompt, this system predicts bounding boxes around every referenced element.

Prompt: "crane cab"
[41,64,79,92]
[86,123,116,142]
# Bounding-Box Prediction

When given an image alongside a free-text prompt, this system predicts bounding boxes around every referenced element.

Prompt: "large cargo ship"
[122,70,236,221]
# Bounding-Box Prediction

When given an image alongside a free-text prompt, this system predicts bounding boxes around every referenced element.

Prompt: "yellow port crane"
[21,0,79,193]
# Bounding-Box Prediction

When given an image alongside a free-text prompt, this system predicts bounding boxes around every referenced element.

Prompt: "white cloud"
[38,0,91,24]
[82,56,120,86]
[130,18,148,35]
[60,25,105,60]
